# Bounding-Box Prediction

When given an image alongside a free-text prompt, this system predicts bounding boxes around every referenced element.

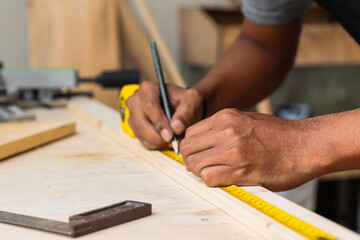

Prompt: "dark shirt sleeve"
[242,0,312,25]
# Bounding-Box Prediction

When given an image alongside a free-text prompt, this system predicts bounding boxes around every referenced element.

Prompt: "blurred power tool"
[0,62,140,123]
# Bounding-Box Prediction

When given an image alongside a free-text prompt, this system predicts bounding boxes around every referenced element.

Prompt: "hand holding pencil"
[125,44,204,152]
[150,40,180,154]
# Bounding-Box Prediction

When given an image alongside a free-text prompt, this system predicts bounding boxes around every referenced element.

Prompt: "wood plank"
[68,98,360,240]
[180,8,360,67]
[28,0,122,76]
[27,0,123,109]
[180,8,219,67]
[132,0,186,88]
[0,109,76,160]
[0,107,263,240]
[296,24,360,66]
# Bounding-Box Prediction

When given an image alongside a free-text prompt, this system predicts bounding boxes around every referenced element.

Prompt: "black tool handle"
[79,70,140,88]
[96,70,140,88]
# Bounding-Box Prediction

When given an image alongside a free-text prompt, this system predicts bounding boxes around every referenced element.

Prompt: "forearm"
[193,18,302,116]
[306,109,360,177]
[193,36,284,115]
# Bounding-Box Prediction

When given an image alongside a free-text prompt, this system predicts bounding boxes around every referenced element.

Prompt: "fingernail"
[171,119,185,134]
[160,129,172,142]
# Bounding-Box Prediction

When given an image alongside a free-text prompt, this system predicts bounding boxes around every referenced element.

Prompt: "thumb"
[171,109,190,135]
[171,98,201,135]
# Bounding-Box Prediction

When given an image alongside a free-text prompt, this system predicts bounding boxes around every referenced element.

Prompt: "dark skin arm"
[193,17,302,115]
[127,17,302,148]
[179,18,360,191]
[181,108,360,191]
[128,16,360,191]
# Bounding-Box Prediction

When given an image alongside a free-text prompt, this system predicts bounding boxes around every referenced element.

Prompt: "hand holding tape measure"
[120,82,204,146]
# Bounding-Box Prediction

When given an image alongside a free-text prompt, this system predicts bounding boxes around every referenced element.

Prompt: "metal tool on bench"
[0,200,151,238]
[0,62,140,123]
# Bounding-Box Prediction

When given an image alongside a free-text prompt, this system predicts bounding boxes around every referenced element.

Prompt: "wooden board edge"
[0,122,76,160]
[66,99,360,240]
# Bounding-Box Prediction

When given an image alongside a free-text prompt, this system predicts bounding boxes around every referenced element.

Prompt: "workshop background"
[1,0,360,233]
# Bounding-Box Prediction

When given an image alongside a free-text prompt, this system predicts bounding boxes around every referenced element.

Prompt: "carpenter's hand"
[180,108,319,192]
[126,81,204,150]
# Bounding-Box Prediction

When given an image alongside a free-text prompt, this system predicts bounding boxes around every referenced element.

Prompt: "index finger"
[185,115,214,137]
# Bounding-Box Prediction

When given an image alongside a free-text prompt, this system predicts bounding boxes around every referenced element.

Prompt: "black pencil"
[150,40,180,154]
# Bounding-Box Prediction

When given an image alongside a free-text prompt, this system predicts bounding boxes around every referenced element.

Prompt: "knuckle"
[140,80,155,89]
[223,125,237,137]
[231,146,242,157]
[221,108,233,116]
[128,115,135,128]
[221,126,240,142]
[143,101,155,113]
[184,111,195,123]
[143,137,166,150]
[166,83,177,91]
[202,172,217,187]
[186,88,199,97]
[125,95,135,108]
[216,110,231,122]
[219,108,238,119]
[179,140,188,156]
[154,122,167,133]
[185,157,201,177]
[142,140,154,150]
[128,113,138,129]
[184,126,194,137]
[184,155,195,171]
[143,143,153,150]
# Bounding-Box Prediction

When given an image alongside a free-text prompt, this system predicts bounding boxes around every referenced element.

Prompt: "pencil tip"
[172,140,180,155]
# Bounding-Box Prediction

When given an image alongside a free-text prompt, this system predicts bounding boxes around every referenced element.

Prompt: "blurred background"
[1,0,360,233]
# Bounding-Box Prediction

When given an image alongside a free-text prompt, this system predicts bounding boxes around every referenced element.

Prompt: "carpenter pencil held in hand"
[150,40,180,154]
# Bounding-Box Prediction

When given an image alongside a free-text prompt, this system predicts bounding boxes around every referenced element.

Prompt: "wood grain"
[28,0,122,76]
[0,109,75,160]
[27,0,122,108]
[68,98,360,240]
[0,105,263,240]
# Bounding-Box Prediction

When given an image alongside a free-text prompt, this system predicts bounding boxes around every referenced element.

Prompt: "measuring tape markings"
[119,85,336,240]
[162,150,336,240]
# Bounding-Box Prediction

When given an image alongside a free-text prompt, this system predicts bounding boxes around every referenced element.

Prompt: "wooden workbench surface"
[0,108,262,239]
[0,99,359,240]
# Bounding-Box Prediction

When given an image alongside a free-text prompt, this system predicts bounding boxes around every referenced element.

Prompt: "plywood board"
[27,0,123,109]
[28,0,122,76]
[0,109,76,160]
[68,98,360,240]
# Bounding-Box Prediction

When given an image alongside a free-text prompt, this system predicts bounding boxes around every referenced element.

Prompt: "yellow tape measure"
[119,85,336,240]
[119,84,140,137]
[162,150,336,240]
